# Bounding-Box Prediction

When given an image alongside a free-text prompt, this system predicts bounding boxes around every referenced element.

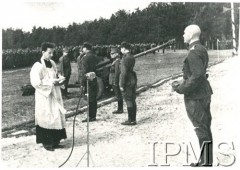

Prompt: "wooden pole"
[231,2,237,56]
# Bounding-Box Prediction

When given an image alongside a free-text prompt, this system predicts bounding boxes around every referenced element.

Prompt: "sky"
[0,0,153,32]
[0,0,235,32]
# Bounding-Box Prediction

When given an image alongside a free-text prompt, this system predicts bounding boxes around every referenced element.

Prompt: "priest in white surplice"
[30,42,67,151]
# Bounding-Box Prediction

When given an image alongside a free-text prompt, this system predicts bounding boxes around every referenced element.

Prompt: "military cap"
[62,47,69,53]
[120,41,131,50]
[83,42,92,50]
[110,47,119,54]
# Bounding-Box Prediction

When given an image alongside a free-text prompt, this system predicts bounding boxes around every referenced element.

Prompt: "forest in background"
[2,2,240,50]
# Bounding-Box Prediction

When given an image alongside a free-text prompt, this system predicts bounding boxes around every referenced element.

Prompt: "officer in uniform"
[172,25,213,166]
[59,47,71,97]
[109,47,123,114]
[76,47,84,84]
[119,42,137,125]
[80,42,98,122]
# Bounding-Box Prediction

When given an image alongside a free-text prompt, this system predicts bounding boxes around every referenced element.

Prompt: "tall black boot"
[121,107,136,125]
[199,139,213,166]
[90,101,97,119]
[82,101,97,122]
[118,100,123,112]
[113,100,123,114]
[132,102,137,122]
[191,139,213,167]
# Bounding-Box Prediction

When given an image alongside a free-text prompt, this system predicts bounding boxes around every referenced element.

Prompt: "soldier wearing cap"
[119,41,137,125]
[80,42,98,122]
[109,47,123,114]
[172,24,213,167]
[76,46,84,84]
[59,47,72,97]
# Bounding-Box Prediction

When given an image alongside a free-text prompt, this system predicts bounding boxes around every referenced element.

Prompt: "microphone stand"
[76,77,95,167]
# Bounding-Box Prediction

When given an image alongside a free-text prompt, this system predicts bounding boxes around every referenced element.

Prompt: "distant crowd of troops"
[2,42,177,70]
[65,42,175,62]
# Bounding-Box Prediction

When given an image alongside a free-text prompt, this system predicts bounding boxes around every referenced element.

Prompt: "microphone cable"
[59,87,84,168]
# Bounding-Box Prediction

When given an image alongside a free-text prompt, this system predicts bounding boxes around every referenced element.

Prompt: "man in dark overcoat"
[109,47,123,114]
[119,41,137,125]
[76,47,84,84]
[59,47,71,97]
[172,24,213,167]
[80,42,98,122]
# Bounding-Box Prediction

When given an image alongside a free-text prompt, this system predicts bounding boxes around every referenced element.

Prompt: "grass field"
[1,49,231,129]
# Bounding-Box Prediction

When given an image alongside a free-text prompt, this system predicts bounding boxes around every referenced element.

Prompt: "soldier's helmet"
[120,41,131,50]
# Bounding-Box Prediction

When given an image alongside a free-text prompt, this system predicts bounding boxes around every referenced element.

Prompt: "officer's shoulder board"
[190,44,205,51]
[189,45,195,51]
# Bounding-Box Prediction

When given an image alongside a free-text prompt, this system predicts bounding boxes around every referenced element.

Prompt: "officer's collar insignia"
[190,45,195,51]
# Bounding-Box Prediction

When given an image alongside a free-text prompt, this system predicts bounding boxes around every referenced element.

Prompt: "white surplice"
[30,58,66,130]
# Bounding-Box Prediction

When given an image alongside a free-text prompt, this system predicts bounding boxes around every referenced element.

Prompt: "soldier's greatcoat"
[80,51,98,119]
[176,40,213,165]
[109,57,123,102]
[119,52,137,107]
[109,58,121,86]
[176,41,213,98]
[77,53,84,83]
[59,55,71,77]
[59,54,71,94]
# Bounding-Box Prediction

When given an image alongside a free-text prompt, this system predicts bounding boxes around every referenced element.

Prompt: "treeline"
[2,2,239,50]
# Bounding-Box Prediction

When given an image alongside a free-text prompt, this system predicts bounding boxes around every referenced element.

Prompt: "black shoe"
[121,120,137,126]
[190,163,199,167]
[112,110,123,114]
[53,144,65,149]
[82,117,96,123]
[190,163,212,167]
[43,144,54,151]
[53,141,63,148]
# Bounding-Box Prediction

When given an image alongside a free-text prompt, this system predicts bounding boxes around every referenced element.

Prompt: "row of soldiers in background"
[59,42,138,125]
[2,42,176,70]
[68,42,176,62]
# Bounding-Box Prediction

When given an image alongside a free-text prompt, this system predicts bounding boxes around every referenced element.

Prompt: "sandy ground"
[1,57,239,168]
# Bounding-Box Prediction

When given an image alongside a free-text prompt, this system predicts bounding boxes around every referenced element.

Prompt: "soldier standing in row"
[119,42,137,125]
[172,24,213,166]
[80,42,98,122]
[59,47,71,98]
[76,47,84,84]
[109,47,123,114]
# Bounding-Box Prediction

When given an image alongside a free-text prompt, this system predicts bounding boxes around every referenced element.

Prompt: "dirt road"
[1,57,239,168]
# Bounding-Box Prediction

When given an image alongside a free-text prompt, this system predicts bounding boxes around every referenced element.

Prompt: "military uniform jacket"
[109,58,121,86]
[77,53,84,82]
[59,55,71,77]
[119,53,137,89]
[176,41,213,99]
[77,54,84,70]
[80,51,98,86]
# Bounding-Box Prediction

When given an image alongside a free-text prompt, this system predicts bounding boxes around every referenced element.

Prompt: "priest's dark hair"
[41,42,56,52]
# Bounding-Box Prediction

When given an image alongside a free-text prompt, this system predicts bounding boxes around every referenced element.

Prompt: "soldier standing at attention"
[81,42,98,122]
[76,47,84,84]
[59,47,71,98]
[109,47,123,114]
[172,24,213,167]
[120,42,137,125]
